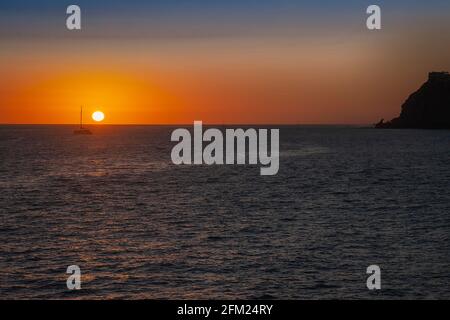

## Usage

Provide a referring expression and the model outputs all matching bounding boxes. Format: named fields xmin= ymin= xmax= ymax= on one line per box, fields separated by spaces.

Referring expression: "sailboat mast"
xmin=73 ymin=105 xmax=92 ymax=135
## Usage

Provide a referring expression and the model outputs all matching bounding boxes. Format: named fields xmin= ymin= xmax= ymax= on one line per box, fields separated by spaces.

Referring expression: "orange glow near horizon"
xmin=1 ymin=26 xmax=449 ymax=125
xmin=0 ymin=66 xmax=182 ymax=124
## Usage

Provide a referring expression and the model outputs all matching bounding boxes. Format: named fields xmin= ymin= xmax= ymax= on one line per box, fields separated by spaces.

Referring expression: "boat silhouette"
xmin=73 ymin=106 xmax=92 ymax=135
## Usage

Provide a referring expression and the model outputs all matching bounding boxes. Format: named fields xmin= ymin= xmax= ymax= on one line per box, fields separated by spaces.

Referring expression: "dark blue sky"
xmin=1 ymin=0 xmax=449 ymax=19
xmin=1 ymin=0 xmax=449 ymax=39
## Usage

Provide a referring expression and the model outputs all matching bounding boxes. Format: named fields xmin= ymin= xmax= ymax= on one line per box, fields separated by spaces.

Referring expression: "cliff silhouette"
xmin=376 ymin=72 xmax=450 ymax=129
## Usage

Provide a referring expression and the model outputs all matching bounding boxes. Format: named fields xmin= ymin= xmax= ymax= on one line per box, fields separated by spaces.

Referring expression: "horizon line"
xmin=0 ymin=123 xmax=371 ymax=127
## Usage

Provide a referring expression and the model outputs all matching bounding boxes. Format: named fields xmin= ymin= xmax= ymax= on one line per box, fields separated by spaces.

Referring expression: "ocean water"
xmin=0 ymin=125 xmax=449 ymax=299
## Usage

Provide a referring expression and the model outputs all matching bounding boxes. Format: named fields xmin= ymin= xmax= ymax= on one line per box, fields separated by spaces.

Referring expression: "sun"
xmin=92 ymin=111 xmax=105 ymax=122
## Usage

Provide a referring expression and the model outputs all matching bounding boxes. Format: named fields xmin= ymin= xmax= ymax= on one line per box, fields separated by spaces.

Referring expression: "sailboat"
xmin=73 ymin=106 xmax=92 ymax=135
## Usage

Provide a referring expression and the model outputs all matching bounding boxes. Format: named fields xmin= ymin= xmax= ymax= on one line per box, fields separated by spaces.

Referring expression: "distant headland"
xmin=376 ymin=72 xmax=450 ymax=129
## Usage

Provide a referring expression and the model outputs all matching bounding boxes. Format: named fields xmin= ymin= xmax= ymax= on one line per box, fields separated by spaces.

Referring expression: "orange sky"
xmin=1 ymin=13 xmax=450 ymax=124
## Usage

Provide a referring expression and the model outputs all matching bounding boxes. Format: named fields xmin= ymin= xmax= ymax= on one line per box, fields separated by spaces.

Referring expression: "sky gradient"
xmin=1 ymin=0 xmax=450 ymax=124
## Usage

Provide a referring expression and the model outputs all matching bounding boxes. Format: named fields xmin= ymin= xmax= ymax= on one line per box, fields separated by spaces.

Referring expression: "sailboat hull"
xmin=73 ymin=129 xmax=92 ymax=135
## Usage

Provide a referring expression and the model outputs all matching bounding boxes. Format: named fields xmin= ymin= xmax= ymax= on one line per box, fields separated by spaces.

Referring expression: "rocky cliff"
xmin=375 ymin=72 xmax=450 ymax=129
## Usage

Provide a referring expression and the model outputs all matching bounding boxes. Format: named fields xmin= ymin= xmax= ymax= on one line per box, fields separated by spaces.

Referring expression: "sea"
xmin=0 ymin=125 xmax=449 ymax=299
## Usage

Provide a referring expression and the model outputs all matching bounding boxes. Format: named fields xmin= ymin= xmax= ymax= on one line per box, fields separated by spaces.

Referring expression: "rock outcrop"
xmin=376 ymin=72 xmax=450 ymax=129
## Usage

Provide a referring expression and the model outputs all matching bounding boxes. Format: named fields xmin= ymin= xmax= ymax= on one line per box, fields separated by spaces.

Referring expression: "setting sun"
xmin=92 ymin=111 xmax=105 ymax=122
